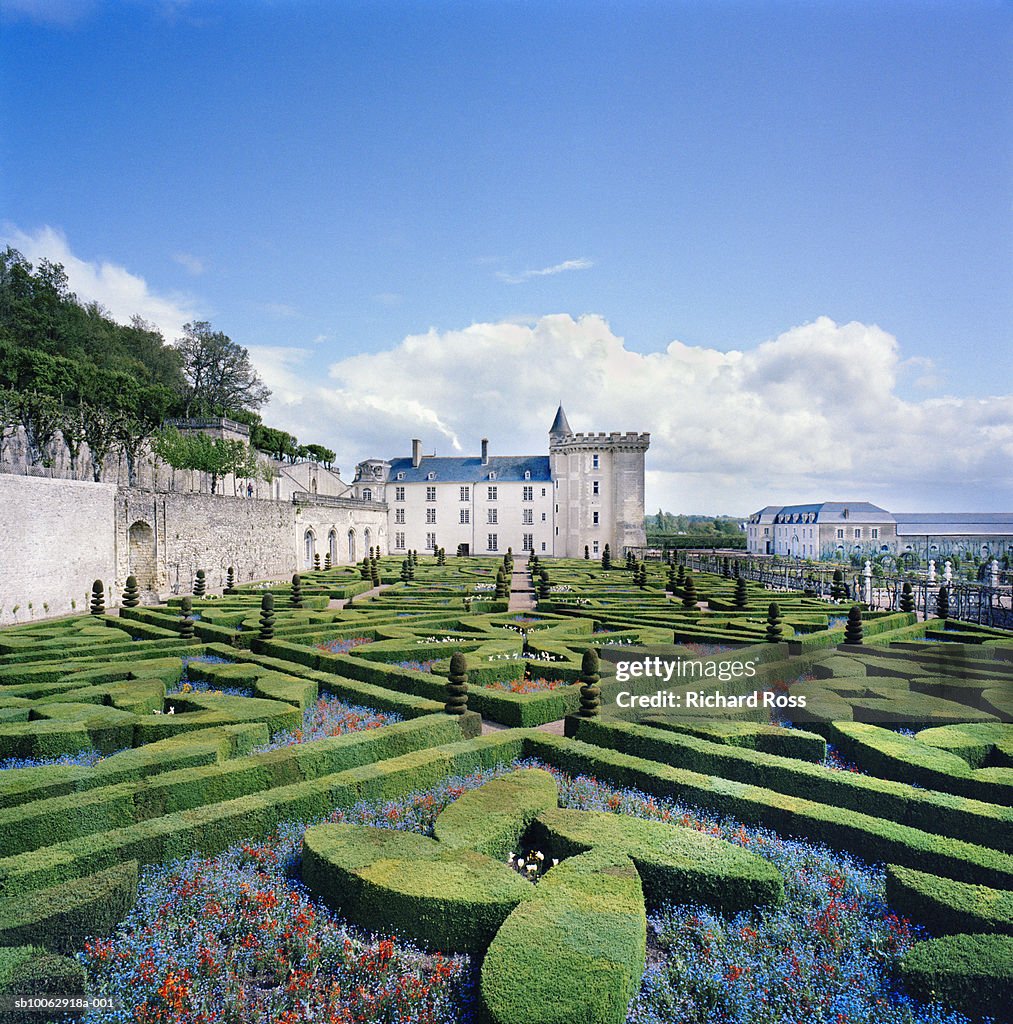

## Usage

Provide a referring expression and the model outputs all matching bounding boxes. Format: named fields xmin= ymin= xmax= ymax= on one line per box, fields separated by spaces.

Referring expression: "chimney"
xmin=481 ymin=438 xmax=489 ymax=465
xmin=412 ymin=439 xmax=422 ymax=469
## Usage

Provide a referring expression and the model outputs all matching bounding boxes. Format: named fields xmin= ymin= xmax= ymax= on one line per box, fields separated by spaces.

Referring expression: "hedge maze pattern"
xmin=0 ymin=555 xmax=1010 ymax=1023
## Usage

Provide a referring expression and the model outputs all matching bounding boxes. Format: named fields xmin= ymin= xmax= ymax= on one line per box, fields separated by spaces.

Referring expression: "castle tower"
xmin=548 ymin=405 xmax=649 ymax=558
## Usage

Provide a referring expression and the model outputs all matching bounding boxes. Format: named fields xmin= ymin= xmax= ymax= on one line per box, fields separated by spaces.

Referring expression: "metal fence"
xmin=672 ymin=551 xmax=1013 ymax=629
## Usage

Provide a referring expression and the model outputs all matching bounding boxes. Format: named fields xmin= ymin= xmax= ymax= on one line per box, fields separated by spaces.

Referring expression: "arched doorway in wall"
xmin=129 ymin=520 xmax=156 ymax=593
xmin=364 ymin=528 xmax=372 ymax=556
xmin=304 ymin=529 xmax=316 ymax=568
xmin=328 ymin=529 xmax=337 ymax=564
xmin=128 ymin=520 xmax=156 ymax=590
xmin=348 ymin=529 xmax=356 ymax=563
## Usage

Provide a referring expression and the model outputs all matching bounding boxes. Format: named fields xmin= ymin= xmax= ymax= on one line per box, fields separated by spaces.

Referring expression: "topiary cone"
xmin=844 ymin=604 xmax=864 ymax=644
xmin=193 ymin=570 xmax=206 ymax=598
xmin=178 ymin=595 xmax=195 ymax=640
xmin=900 ymin=581 xmax=915 ymax=613
xmin=936 ymin=585 xmax=949 ymax=620
xmin=765 ymin=601 xmax=782 ymax=642
xmin=578 ymin=649 xmax=601 ymax=717
xmin=445 ymin=651 xmax=469 ymax=715
xmin=290 ymin=573 xmax=303 ymax=608
xmin=224 ymin=566 xmax=236 ymax=595
xmin=90 ymin=580 xmax=105 ymax=616
xmin=122 ymin=575 xmax=140 ymax=608
xmin=734 ymin=575 xmax=748 ymax=610
xmin=681 ymin=575 xmax=697 ymax=610
xmin=258 ymin=592 xmax=275 ymax=641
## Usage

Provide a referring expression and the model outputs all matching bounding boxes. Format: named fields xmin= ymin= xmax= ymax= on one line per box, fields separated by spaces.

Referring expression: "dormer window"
xmin=427 ymin=471 xmax=436 ymax=481
xmin=842 ymin=508 xmax=849 ymax=519
xmin=396 ymin=471 xmax=405 ymax=480
xmin=362 ymin=488 xmax=372 ymax=501
xmin=524 ymin=470 xmax=531 ymax=480
xmin=489 ymin=471 xmax=497 ymax=481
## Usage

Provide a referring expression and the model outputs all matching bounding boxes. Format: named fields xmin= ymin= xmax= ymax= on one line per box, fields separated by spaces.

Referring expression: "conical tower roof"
xmin=549 ymin=403 xmax=572 ymax=438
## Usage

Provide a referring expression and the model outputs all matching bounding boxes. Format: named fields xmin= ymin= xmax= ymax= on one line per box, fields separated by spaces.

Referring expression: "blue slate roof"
xmin=894 ymin=512 xmax=1013 ymax=536
xmin=387 ymin=454 xmax=551 ymax=483
xmin=772 ymin=502 xmax=893 ymax=524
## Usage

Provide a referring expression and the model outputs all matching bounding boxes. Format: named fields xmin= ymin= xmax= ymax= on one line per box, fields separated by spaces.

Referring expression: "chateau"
xmin=747 ymin=502 xmax=1013 ymax=561
xmin=0 ymin=406 xmax=648 ymax=624
xmin=352 ymin=405 xmax=649 ymax=559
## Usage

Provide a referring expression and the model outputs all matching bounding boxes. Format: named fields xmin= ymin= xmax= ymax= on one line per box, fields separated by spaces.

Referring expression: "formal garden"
xmin=0 ymin=553 xmax=1011 ymax=1024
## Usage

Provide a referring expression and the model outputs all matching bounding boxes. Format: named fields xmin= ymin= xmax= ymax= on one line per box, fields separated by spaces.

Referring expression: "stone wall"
xmin=0 ymin=476 xmax=388 ymax=622
xmin=0 ymin=474 xmax=118 ymax=625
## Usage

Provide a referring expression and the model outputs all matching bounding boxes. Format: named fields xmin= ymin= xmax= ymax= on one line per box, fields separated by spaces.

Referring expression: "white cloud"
xmin=2 ymin=0 xmax=96 ymax=27
xmin=497 ymin=258 xmax=594 ymax=285
xmin=3 ymin=224 xmax=199 ymax=341
xmin=248 ymin=313 xmax=1013 ymax=513
xmin=172 ymin=251 xmax=205 ymax=276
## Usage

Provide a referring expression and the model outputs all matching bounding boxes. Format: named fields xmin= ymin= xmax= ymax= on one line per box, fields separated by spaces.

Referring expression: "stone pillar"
xmin=928 ymin=559 xmax=936 ymax=584
xmin=944 ymin=560 xmax=953 ymax=584
xmin=863 ymin=560 xmax=873 ymax=604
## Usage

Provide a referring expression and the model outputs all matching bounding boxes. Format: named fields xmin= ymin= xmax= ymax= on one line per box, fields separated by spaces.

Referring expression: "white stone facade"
xmin=355 ymin=407 xmax=649 ymax=559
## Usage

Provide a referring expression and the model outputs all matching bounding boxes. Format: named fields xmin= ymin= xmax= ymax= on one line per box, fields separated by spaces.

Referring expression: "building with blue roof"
xmin=747 ymin=502 xmax=1013 ymax=561
xmin=353 ymin=406 xmax=649 ymax=558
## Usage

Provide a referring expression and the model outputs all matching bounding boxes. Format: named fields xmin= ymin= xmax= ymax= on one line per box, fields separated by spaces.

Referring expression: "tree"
xmin=681 ymin=575 xmax=697 ymax=610
xmin=936 ymin=585 xmax=950 ymax=620
xmin=900 ymin=581 xmax=915 ymax=614
xmin=193 ymin=569 xmax=206 ymax=597
xmin=601 ymin=544 xmax=611 ymax=570
xmin=844 ymin=605 xmax=864 ymax=645
xmin=224 ymin=566 xmax=236 ymax=595
xmin=176 ymin=321 xmax=271 ymax=418
xmin=178 ymin=596 xmax=195 ymax=640
xmin=734 ymin=575 xmax=748 ymax=611
xmin=577 ymin=649 xmax=601 ymax=718
xmin=290 ymin=574 xmax=303 ymax=608
xmin=90 ymin=579 xmax=105 ymax=616
xmin=257 ymin=593 xmax=275 ymax=642
xmin=122 ymin=575 xmax=140 ymax=608
xmin=444 ymin=651 xmax=469 ymax=715
xmin=764 ymin=602 xmax=782 ymax=642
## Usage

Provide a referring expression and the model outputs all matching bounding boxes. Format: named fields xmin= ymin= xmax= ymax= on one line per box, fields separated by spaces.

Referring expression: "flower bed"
xmin=254 ymin=694 xmax=401 ymax=752
xmin=77 ymin=764 xmax=984 ymax=1024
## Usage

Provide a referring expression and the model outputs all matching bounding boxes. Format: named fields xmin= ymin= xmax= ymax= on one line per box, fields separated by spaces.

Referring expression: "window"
xmin=871 ymin=528 xmax=879 ymax=539
xmin=524 ymin=470 xmax=531 ymax=480
xmin=394 ymin=509 xmax=405 ymax=524
xmin=522 ymin=532 xmax=533 ymax=550
xmin=541 ymin=513 xmax=546 ymax=522
xmin=395 ymin=486 xmax=405 ymax=501
xmin=460 ymin=486 xmax=470 ymax=501
xmin=426 ymin=532 xmax=436 ymax=551
xmin=592 ymin=511 xmax=599 ymax=525
xmin=592 ymin=454 xmax=600 ymax=469
xmin=362 ymin=488 xmax=372 ymax=501
xmin=487 ymin=486 xmax=497 ymax=500
xmin=396 ymin=471 xmax=405 ymax=480
xmin=394 ymin=532 xmax=405 ymax=549
xmin=460 ymin=509 xmax=470 ymax=524
xmin=854 ymin=528 xmax=861 ymax=539
xmin=487 ymin=508 xmax=498 ymax=524
xmin=592 ymin=481 xmax=599 ymax=495
xmin=489 ymin=472 xmax=497 ymax=481
xmin=836 ymin=529 xmax=844 ymax=539
xmin=522 ymin=509 xmax=533 ymax=525
xmin=426 ymin=486 xmax=436 ymax=502
xmin=541 ymin=542 xmax=546 ymax=551
xmin=488 ymin=534 xmax=498 ymax=552
xmin=764 ymin=528 xmax=769 ymax=536
xmin=426 ymin=508 xmax=437 ymax=524
xmin=522 ymin=486 xmax=533 ymax=501
xmin=541 ymin=488 xmax=546 ymax=497
xmin=593 ymin=540 xmax=599 ymax=554
xmin=427 ymin=472 xmax=436 ymax=481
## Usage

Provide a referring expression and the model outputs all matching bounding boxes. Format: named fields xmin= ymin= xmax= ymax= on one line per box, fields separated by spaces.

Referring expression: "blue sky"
xmin=3 ymin=0 xmax=1010 ymax=513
